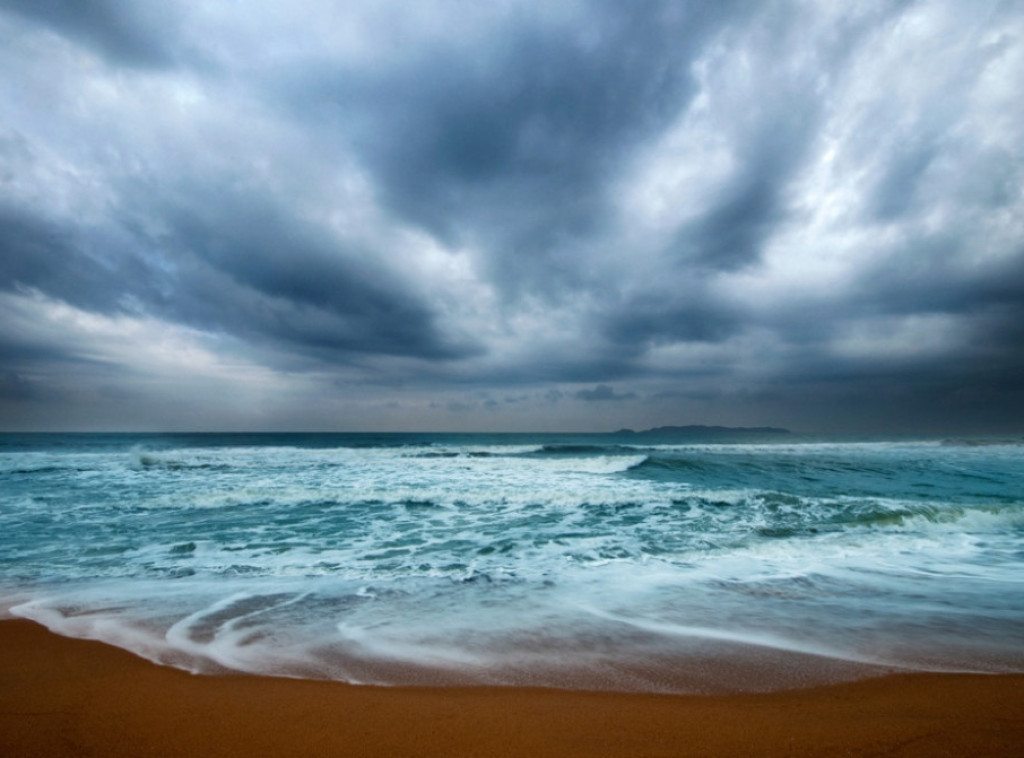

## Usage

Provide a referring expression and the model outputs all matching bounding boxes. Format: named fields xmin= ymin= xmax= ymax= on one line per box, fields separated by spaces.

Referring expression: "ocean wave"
xmin=536 ymin=444 xmax=640 ymax=455
xmin=3 ymin=432 xmax=1024 ymax=692
xmin=135 ymin=453 xmax=233 ymax=471
xmin=941 ymin=437 xmax=1024 ymax=448
xmin=5 ymin=465 xmax=81 ymax=475
xmin=401 ymin=445 xmax=545 ymax=459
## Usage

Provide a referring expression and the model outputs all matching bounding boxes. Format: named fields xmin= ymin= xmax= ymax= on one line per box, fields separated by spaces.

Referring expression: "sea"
xmin=1 ymin=431 xmax=1022 ymax=693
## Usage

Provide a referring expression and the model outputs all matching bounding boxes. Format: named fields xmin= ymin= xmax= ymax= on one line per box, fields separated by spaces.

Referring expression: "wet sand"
xmin=1 ymin=619 xmax=1022 ymax=757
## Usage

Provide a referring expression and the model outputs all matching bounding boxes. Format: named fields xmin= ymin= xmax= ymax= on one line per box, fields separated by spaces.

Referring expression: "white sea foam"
xmin=3 ymin=433 xmax=1023 ymax=691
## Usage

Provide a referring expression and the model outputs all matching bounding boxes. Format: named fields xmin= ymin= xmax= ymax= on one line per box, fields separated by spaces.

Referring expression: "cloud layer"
xmin=1 ymin=0 xmax=1022 ymax=432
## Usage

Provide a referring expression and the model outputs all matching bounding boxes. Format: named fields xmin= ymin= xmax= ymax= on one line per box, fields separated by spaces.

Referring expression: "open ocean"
xmin=2 ymin=432 xmax=1022 ymax=693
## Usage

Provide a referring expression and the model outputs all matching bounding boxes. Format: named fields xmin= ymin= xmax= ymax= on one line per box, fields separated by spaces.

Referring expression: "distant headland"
xmin=612 ymin=425 xmax=791 ymax=437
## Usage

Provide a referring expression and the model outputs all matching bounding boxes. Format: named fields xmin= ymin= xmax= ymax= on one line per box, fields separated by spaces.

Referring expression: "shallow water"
xmin=2 ymin=432 xmax=1022 ymax=692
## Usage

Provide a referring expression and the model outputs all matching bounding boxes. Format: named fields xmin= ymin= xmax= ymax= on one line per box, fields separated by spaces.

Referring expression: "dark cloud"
xmin=154 ymin=187 xmax=480 ymax=361
xmin=0 ymin=0 xmax=177 ymax=67
xmin=868 ymin=141 xmax=937 ymax=221
xmin=0 ymin=203 xmax=164 ymax=315
xmin=670 ymin=110 xmax=819 ymax=273
xmin=0 ymin=371 xmax=34 ymax=401
xmin=601 ymin=290 xmax=741 ymax=349
xmin=304 ymin=2 xmax=735 ymax=298
xmin=0 ymin=0 xmax=1021 ymax=432
xmin=575 ymin=385 xmax=636 ymax=402
xmin=0 ymin=185 xmax=476 ymax=367
xmin=661 ymin=0 xmax=881 ymax=274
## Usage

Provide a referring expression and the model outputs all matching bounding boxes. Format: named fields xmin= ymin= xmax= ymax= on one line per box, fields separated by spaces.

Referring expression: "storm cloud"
xmin=1 ymin=0 xmax=1022 ymax=433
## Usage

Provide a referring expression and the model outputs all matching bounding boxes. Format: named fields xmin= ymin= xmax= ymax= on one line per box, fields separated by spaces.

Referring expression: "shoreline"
xmin=2 ymin=619 xmax=1023 ymax=757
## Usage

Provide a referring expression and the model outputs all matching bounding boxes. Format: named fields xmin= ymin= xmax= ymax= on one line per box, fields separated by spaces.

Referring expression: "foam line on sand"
xmin=1 ymin=619 xmax=1023 ymax=757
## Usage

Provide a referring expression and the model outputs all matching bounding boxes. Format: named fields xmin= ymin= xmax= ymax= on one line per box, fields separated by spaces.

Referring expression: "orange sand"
xmin=1 ymin=619 xmax=1022 ymax=757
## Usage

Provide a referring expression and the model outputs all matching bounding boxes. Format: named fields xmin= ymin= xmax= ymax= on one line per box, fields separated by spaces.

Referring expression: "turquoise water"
xmin=2 ymin=432 xmax=1022 ymax=692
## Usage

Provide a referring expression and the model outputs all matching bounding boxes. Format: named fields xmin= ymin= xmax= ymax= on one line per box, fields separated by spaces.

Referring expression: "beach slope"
xmin=1 ymin=620 xmax=1022 ymax=757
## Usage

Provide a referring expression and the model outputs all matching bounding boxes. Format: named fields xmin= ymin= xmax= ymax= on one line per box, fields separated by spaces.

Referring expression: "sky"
xmin=1 ymin=0 xmax=1022 ymax=434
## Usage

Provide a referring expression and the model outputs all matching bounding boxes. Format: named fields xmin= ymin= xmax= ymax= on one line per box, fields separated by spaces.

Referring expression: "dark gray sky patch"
xmin=0 ymin=332 xmax=84 ymax=368
xmin=157 ymin=189 xmax=477 ymax=361
xmin=314 ymin=2 xmax=734 ymax=297
xmin=868 ymin=140 xmax=938 ymax=221
xmin=575 ymin=385 xmax=636 ymax=402
xmin=0 ymin=203 xmax=167 ymax=316
xmin=0 ymin=0 xmax=177 ymax=67
xmin=0 ymin=370 xmax=35 ymax=401
xmin=838 ymin=224 xmax=1024 ymax=337
xmin=676 ymin=175 xmax=781 ymax=272
xmin=602 ymin=294 xmax=742 ymax=348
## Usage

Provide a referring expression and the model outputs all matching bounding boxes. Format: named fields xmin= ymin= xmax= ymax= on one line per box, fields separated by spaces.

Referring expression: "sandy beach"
xmin=1 ymin=619 xmax=1022 ymax=757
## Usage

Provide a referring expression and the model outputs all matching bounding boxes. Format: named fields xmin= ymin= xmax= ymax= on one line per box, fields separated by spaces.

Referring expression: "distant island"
xmin=612 ymin=425 xmax=791 ymax=437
